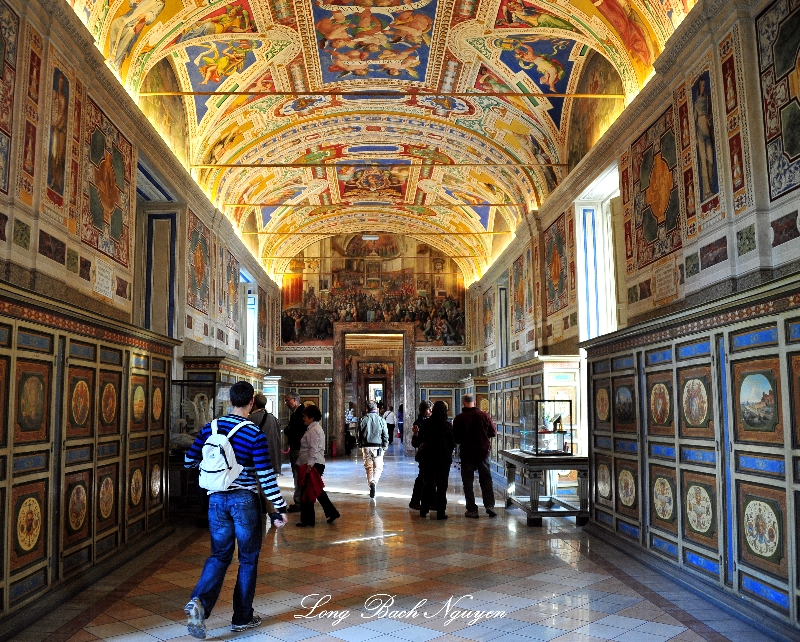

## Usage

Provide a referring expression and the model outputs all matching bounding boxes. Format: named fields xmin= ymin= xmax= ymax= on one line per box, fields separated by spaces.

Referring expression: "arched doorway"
xmin=332 ymin=323 xmax=416 ymax=454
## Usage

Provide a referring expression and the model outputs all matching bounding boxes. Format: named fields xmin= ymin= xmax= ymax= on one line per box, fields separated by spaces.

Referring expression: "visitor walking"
xmin=359 ymin=400 xmax=389 ymax=498
xmin=296 ymin=404 xmax=340 ymax=527
xmin=183 ymin=381 xmax=287 ymax=639
xmin=383 ymin=406 xmax=397 ymax=444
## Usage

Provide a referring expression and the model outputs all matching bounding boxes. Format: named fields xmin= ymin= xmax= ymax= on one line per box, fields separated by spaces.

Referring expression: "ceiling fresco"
xmin=68 ymin=0 xmax=695 ymax=284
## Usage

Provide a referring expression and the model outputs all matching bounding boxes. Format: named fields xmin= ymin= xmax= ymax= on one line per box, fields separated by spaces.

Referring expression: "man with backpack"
xmin=453 ymin=395 xmax=498 ymax=519
xmin=183 ymin=381 xmax=287 ymax=639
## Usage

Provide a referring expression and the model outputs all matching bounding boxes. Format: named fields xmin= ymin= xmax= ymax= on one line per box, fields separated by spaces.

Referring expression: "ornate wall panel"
xmin=0 ymin=284 xmax=175 ymax=614
xmin=587 ymin=279 xmax=800 ymax=629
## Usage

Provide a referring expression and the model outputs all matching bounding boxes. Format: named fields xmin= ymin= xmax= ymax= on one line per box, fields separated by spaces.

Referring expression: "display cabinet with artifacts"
xmin=520 ymin=398 xmax=575 ymax=455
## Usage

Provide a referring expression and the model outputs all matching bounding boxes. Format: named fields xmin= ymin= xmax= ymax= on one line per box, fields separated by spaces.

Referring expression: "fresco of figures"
xmin=280 ymin=234 xmax=465 ymax=347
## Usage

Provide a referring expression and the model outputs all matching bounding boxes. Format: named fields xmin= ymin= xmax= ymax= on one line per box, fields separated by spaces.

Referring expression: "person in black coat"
xmin=409 ymin=400 xmax=432 ymax=510
xmin=414 ymin=400 xmax=454 ymax=520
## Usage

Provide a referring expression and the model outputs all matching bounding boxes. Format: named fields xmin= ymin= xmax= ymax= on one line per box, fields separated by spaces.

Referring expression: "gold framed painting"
xmin=615 ymin=458 xmax=639 ymax=519
xmin=129 ymin=375 xmax=149 ymax=432
xmin=737 ymin=481 xmax=787 ymax=580
xmin=594 ymin=379 xmax=611 ymax=428
xmin=98 ymin=370 xmax=121 ymax=435
xmin=63 ymin=469 xmax=91 ymax=547
xmin=681 ymin=470 xmax=718 ymax=551
xmin=678 ymin=365 xmax=714 ymax=439
xmin=11 ymin=479 xmax=47 ymax=572
xmin=646 ymin=371 xmax=674 ymax=436
xmin=128 ymin=458 xmax=146 ymax=517
xmin=612 ymin=377 xmax=636 ymax=433
xmin=595 ymin=453 xmax=613 ymax=508
xmin=96 ymin=464 xmax=117 ymax=532
xmin=67 ymin=366 xmax=94 ymax=439
xmin=14 ymin=359 xmax=51 ymax=444
xmin=732 ymin=357 xmax=782 ymax=445
xmin=649 ymin=464 xmax=678 ymax=534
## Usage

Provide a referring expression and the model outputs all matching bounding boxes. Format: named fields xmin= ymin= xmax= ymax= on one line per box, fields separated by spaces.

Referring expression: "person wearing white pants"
xmin=359 ymin=400 xmax=389 ymax=498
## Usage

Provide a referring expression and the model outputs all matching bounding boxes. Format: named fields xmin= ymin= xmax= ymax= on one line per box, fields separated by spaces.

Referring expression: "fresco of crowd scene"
xmin=280 ymin=287 xmax=466 ymax=346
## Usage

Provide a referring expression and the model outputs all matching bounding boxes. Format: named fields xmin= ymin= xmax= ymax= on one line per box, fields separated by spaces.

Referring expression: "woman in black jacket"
xmin=414 ymin=400 xmax=455 ymax=520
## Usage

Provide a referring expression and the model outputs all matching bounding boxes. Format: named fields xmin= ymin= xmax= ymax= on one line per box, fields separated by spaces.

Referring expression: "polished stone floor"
xmin=14 ymin=444 xmax=780 ymax=642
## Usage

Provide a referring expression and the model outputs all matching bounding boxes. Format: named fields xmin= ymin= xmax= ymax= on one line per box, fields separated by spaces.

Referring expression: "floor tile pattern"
xmin=11 ymin=447 xmax=780 ymax=642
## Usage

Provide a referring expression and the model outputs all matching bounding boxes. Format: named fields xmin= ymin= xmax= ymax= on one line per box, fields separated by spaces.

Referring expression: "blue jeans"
xmin=192 ymin=490 xmax=262 ymax=625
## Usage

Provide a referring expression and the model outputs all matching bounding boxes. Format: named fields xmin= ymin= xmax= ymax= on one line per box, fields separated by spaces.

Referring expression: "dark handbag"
xmin=414 ymin=443 xmax=426 ymax=463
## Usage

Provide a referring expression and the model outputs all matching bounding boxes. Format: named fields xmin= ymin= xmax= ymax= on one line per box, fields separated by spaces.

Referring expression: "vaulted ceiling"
xmin=70 ymin=0 xmax=694 ymax=283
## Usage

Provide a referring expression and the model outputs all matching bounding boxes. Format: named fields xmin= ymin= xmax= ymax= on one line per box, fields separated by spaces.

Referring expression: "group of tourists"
xmin=180 ymin=384 xmax=497 ymax=639
xmin=409 ymin=395 xmax=497 ymax=520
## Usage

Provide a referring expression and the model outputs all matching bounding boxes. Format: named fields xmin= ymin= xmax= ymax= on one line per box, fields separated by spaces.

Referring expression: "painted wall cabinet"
xmin=585 ymin=276 xmax=800 ymax=629
xmin=0 ymin=283 xmax=176 ymax=615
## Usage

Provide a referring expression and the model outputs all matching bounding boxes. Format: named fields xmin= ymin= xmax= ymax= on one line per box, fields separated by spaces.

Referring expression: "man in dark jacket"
xmin=452 ymin=395 xmax=497 ymax=518
xmin=283 ymin=392 xmax=307 ymax=512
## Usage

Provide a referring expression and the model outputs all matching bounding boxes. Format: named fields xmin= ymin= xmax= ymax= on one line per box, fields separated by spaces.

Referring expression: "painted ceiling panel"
xmin=69 ymin=0 xmax=696 ymax=283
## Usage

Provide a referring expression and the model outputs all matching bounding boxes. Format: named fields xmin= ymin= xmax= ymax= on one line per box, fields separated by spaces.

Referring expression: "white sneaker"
xmin=185 ymin=598 xmax=206 ymax=639
xmin=231 ymin=615 xmax=262 ymax=632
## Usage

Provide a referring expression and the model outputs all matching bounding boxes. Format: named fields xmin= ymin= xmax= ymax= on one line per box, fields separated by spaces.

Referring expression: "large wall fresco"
xmin=567 ymin=50 xmax=624 ymax=171
xmin=137 ymin=58 xmax=189 ymax=166
xmin=757 ymin=0 xmax=800 ymax=201
xmin=280 ymin=234 xmax=465 ymax=347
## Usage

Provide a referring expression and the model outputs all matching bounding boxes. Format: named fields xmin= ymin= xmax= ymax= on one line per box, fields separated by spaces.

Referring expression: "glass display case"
xmin=519 ymin=398 xmax=575 ymax=455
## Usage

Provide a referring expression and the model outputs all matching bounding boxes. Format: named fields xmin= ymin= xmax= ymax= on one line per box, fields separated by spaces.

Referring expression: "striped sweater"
xmin=185 ymin=414 xmax=287 ymax=510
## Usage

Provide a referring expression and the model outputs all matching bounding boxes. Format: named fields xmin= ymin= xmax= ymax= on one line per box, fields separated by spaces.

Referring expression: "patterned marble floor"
xmin=13 ymin=444 xmax=780 ymax=642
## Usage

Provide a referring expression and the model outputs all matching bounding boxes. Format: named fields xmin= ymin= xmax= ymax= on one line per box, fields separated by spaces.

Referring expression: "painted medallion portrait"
xmin=683 ymin=378 xmax=708 ymax=426
xmin=743 ymin=499 xmax=779 ymax=559
xmin=597 ymin=463 xmax=611 ymax=499
xmin=738 ymin=482 xmax=786 ymax=577
xmin=686 ymin=484 xmax=713 ymax=534
xmin=130 ymin=468 xmax=143 ymax=506
xmin=101 ymin=381 xmax=117 ymax=425
xmin=151 ymin=463 xmax=161 ymax=500
xmin=618 ymin=469 xmax=636 ymax=507
xmin=595 ymin=386 xmax=610 ymax=422
xmin=99 ymin=475 xmax=114 ymax=520
xmin=678 ymin=366 xmax=713 ymax=439
xmin=653 ymin=476 xmax=675 ymax=521
xmin=64 ymin=472 xmax=91 ymax=545
xmin=649 ymin=383 xmax=670 ymax=425
xmin=152 ymin=385 xmax=163 ymax=422
xmin=16 ymin=496 xmax=41 ymax=552
xmin=71 ymin=379 xmax=90 ymax=427
xmin=68 ymin=483 xmax=87 ymax=532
